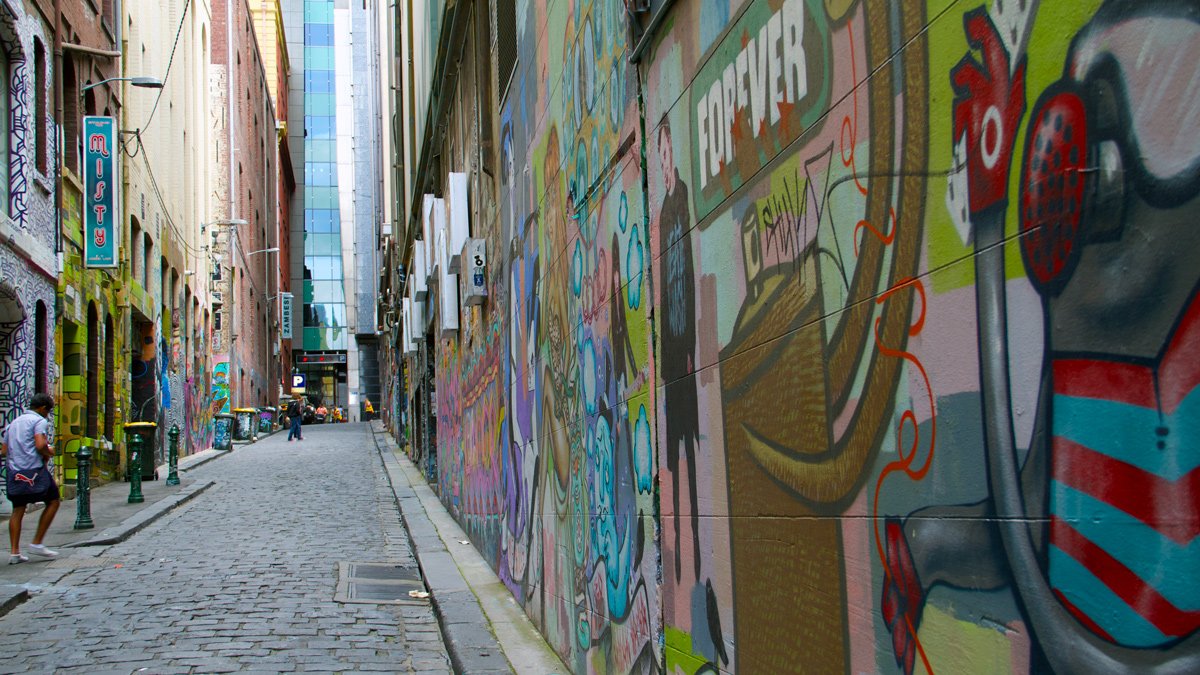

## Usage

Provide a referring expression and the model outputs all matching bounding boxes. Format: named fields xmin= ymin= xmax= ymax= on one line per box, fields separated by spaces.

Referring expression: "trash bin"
xmin=214 ymin=414 xmax=235 ymax=450
xmin=122 ymin=421 xmax=159 ymax=481
xmin=233 ymin=408 xmax=258 ymax=441
xmin=257 ymin=407 xmax=275 ymax=434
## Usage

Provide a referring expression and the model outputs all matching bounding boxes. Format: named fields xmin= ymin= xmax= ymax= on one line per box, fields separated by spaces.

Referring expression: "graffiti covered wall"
xmin=0 ymin=5 xmax=58 ymax=433
xmin=422 ymin=0 xmax=1200 ymax=672
xmin=428 ymin=0 xmax=660 ymax=671
xmin=645 ymin=0 xmax=1200 ymax=672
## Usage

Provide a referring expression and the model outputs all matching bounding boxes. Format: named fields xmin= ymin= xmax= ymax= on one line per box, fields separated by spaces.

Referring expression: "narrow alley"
xmin=0 ymin=424 xmax=452 ymax=674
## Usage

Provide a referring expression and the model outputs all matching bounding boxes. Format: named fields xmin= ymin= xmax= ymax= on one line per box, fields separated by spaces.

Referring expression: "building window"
xmin=104 ymin=313 xmax=115 ymax=440
xmin=130 ymin=217 xmax=142 ymax=284
xmin=34 ymin=301 xmax=47 ymax=394
xmin=87 ymin=302 xmax=99 ymax=438
xmin=495 ymin=0 xmax=517 ymax=103
xmin=0 ymin=46 xmax=10 ymax=214
xmin=63 ymin=54 xmax=79 ymax=173
xmin=142 ymin=234 xmax=152 ymax=288
xmin=33 ymin=39 xmax=46 ymax=175
xmin=476 ymin=1 xmax=496 ymax=179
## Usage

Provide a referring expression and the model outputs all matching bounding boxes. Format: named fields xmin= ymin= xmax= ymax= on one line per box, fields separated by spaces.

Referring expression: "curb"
xmin=174 ymin=449 xmax=230 ymax=474
xmin=371 ymin=430 xmax=514 ymax=675
xmin=66 ymin=479 xmax=216 ymax=547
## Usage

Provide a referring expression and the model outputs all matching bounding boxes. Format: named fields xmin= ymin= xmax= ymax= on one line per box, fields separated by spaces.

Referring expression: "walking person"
xmin=286 ymin=394 xmax=304 ymax=441
xmin=1 ymin=393 xmax=60 ymax=564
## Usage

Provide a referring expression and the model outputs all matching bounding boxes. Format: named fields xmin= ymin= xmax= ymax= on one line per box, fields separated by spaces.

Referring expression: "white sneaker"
xmin=27 ymin=544 xmax=57 ymax=559
xmin=8 ymin=554 xmax=27 ymax=564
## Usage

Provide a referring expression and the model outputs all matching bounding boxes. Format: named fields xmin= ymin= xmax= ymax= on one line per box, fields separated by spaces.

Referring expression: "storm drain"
xmin=334 ymin=562 xmax=427 ymax=605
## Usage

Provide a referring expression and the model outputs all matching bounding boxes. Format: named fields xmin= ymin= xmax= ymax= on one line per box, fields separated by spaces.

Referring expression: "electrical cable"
xmin=142 ymin=0 xmax=192 ymax=133
xmin=133 ymin=133 xmax=207 ymax=259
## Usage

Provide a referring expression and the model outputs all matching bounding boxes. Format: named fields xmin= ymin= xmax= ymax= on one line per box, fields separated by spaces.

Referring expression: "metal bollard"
xmin=166 ymin=425 xmax=181 ymax=486
xmin=73 ymin=446 xmax=95 ymax=529
xmin=128 ymin=433 xmax=145 ymax=503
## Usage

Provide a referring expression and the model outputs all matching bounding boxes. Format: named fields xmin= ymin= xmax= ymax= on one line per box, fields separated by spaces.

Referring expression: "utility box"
xmin=463 ymin=238 xmax=487 ymax=306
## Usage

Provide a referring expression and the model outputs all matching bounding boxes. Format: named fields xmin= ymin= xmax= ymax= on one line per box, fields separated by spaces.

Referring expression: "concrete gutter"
xmin=372 ymin=434 xmax=513 ymax=673
xmin=371 ymin=425 xmax=569 ymax=674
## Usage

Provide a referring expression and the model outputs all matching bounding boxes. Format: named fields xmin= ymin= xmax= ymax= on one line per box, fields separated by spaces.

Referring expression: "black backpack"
xmin=287 ymin=400 xmax=302 ymax=417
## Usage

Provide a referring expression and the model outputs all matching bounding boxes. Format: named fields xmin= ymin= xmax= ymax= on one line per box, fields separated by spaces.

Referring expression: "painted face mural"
xmin=434 ymin=0 xmax=1200 ymax=673
xmin=881 ymin=2 xmax=1200 ymax=673
xmin=644 ymin=0 xmax=1199 ymax=673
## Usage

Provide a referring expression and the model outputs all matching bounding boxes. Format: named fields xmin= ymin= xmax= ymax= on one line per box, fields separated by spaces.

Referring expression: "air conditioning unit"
xmin=447 ymin=172 xmax=470 ymax=272
xmin=413 ymin=244 xmax=428 ymax=301
xmin=436 ymin=214 xmax=459 ymax=338
xmin=421 ymin=194 xmax=436 ymax=284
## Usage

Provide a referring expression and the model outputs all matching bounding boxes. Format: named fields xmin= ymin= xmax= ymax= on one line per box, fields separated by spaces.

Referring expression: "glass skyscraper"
xmin=301 ymin=0 xmax=346 ymax=350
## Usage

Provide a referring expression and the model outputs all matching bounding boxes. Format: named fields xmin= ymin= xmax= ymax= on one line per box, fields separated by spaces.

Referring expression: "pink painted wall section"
xmin=432 ymin=0 xmax=1200 ymax=672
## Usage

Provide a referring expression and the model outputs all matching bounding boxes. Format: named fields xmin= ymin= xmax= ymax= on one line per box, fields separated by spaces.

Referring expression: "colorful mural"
xmin=212 ymin=359 xmax=231 ymax=414
xmin=0 ymin=6 xmax=57 ymax=435
xmin=427 ymin=1 xmax=659 ymax=671
xmin=643 ymin=0 xmax=1200 ymax=672
xmin=55 ymin=226 xmax=123 ymax=480
xmin=423 ymin=0 xmax=1200 ymax=672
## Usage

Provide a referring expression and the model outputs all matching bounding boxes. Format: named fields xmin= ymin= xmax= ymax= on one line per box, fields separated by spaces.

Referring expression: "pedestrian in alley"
xmin=0 ymin=393 xmax=60 ymax=564
xmin=287 ymin=393 xmax=304 ymax=441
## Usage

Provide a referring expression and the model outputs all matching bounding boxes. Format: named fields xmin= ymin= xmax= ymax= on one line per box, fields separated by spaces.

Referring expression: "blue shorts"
xmin=8 ymin=477 xmax=60 ymax=508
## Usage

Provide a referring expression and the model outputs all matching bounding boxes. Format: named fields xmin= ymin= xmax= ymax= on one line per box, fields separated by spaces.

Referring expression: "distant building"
xmin=209 ymin=0 xmax=281 ymax=415
xmin=282 ymin=0 xmax=381 ymax=421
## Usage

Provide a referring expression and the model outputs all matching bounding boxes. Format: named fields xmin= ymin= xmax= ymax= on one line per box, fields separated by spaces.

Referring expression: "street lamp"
xmin=80 ymin=76 xmax=164 ymax=96
xmin=246 ymin=247 xmax=279 ymax=257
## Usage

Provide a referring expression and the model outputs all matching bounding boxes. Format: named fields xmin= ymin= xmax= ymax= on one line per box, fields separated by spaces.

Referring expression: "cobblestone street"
xmin=0 ymin=424 xmax=451 ymax=674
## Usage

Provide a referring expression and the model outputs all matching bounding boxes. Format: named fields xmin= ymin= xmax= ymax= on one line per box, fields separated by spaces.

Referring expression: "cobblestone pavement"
xmin=0 ymin=423 xmax=451 ymax=674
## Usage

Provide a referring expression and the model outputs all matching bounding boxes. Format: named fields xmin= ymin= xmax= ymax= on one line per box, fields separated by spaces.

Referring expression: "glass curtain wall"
xmin=302 ymin=0 xmax=347 ymax=350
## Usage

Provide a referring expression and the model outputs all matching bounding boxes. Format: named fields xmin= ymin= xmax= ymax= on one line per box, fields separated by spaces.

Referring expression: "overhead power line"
xmin=142 ymin=0 xmax=192 ymax=133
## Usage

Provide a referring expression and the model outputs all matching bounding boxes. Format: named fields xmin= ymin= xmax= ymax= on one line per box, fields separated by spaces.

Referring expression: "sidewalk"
xmin=370 ymin=422 xmax=568 ymax=675
xmin=0 ymin=441 xmax=239 ymax=606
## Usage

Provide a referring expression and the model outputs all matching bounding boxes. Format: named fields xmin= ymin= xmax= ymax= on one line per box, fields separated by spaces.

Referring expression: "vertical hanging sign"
xmin=84 ymin=116 xmax=119 ymax=268
xmin=280 ymin=292 xmax=294 ymax=339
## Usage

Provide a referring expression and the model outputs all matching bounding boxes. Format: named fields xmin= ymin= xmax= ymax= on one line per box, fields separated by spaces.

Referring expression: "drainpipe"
xmin=227 ymin=0 xmax=239 ymax=406
xmin=627 ymin=0 xmax=676 ymax=64
xmin=53 ymin=0 xmax=63 ymax=270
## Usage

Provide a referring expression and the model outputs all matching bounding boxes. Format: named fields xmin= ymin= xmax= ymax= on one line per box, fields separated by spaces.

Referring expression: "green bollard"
xmin=166 ymin=425 xmax=181 ymax=486
xmin=128 ymin=433 xmax=145 ymax=504
xmin=73 ymin=446 xmax=95 ymax=529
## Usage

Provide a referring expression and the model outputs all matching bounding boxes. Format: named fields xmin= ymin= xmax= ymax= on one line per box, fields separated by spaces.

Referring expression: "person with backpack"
xmin=286 ymin=394 xmax=304 ymax=441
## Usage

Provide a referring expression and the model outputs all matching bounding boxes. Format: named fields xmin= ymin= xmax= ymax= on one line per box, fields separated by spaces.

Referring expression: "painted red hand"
xmin=881 ymin=517 xmax=924 ymax=675
xmin=952 ymin=8 xmax=1026 ymax=215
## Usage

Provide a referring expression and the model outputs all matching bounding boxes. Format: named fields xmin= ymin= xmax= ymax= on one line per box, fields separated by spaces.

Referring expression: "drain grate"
xmin=334 ymin=562 xmax=427 ymax=604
